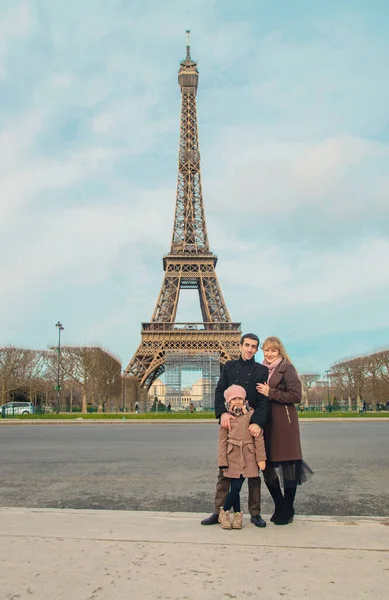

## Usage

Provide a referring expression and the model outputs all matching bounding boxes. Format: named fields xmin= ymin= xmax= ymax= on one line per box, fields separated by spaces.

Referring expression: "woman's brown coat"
xmin=218 ymin=409 xmax=266 ymax=479
xmin=266 ymin=361 xmax=302 ymax=463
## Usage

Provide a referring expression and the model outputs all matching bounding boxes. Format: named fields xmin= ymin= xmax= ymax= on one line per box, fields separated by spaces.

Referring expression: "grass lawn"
xmin=299 ymin=411 xmax=389 ymax=418
xmin=2 ymin=411 xmax=388 ymax=420
xmin=13 ymin=412 xmax=215 ymax=420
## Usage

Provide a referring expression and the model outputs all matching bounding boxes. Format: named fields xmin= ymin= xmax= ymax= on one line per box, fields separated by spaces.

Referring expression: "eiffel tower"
xmin=124 ymin=32 xmax=241 ymax=393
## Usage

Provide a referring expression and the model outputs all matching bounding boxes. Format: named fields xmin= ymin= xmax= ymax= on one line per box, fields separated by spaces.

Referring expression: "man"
xmin=201 ymin=333 xmax=269 ymax=527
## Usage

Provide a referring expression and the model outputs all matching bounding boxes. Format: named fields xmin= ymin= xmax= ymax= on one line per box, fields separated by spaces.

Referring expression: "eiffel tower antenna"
xmin=186 ymin=29 xmax=191 ymax=59
xmin=124 ymin=33 xmax=241 ymax=398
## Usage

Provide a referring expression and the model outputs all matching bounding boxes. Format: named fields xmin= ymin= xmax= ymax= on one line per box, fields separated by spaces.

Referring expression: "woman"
xmin=256 ymin=337 xmax=313 ymax=525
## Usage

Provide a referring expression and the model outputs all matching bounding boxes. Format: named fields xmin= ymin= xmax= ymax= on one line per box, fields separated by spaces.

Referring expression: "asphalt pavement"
xmin=1 ymin=421 xmax=388 ymax=516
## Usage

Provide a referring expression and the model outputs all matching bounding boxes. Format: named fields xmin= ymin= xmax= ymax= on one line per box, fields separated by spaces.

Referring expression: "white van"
xmin=1 ymin=402 xmax=35 ymax=417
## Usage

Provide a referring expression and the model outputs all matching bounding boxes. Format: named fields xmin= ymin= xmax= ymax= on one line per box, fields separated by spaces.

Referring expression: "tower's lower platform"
xmin=124 ymin=322 xmax=241 ymax=389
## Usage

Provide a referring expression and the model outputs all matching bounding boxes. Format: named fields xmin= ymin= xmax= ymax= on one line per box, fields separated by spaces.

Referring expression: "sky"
xmin=1 ymin=0 xmax=389 ymax=378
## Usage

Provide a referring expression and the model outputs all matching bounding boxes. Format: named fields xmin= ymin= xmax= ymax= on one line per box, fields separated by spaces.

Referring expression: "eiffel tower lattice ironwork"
xmin=124 ymin=32 xmax=241 ymax=389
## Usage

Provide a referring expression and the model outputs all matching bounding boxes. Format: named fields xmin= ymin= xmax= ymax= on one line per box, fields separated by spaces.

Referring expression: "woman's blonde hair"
xmin=262 ymin=336 xmax=292 ymax=363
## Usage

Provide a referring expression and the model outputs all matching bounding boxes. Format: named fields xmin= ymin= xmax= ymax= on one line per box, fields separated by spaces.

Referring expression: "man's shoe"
xmin=201 ymin=512 xmax=219 ymax=526
xmin=250 ymin=514 xmax=266 ymax=528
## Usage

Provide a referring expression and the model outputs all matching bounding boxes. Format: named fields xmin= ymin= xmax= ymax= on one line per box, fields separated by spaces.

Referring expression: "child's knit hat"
xmin=224 ymin=384 xmax=246 ymax=402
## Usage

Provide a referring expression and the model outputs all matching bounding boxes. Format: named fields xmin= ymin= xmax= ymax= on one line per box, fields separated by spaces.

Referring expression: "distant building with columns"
xmin=148 ymin=377 xmax=211 ymax=410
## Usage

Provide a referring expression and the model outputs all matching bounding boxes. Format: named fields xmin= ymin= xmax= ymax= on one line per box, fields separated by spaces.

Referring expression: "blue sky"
xmin=1 ymin=0 xmax=389 ymax=377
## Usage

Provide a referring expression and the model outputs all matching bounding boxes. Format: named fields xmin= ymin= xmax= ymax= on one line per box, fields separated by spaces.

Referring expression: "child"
xmin=218 ymin=384 xmax=266 ymax=529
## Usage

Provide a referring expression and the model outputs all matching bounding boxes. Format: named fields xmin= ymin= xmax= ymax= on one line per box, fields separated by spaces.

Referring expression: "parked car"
xmin=1 ymin=401 xmax=35 ymax=417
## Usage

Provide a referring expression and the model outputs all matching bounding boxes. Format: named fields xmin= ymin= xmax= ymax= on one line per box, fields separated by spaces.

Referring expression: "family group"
xmin=201 ymin=334 xmax=313 ymax=530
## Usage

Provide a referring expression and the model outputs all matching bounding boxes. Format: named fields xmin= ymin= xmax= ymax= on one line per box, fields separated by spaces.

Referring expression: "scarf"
xmin=225 ymin=398 xmax=250 ymax=417
xmin=262 ymin=357 xmax=283 ymax=383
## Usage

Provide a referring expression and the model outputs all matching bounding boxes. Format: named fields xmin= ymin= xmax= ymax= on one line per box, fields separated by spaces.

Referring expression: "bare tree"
xmin=0 ymin=347 xmax=47 ymax=405
xmin=59 ymin=346 xmax=121 ymax=413
xmin=298 ymin=373 xmax=321 ymax=407
xmin=300 ymin=373 xmax=321 ymax=388
xmin=95 ymin=348 xmax=122 ymax=412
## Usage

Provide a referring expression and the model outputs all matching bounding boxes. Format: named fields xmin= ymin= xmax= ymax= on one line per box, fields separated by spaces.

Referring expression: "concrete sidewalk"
xmin=0 ymin=508 xmax=388 ymax=599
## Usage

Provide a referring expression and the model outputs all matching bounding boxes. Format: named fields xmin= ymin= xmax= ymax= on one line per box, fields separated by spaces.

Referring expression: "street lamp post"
xmin=55 ymin=321 xmax=64 ymax=414
xmin=122 ymin=370 xmax=126 ymax=412
xmin=325 ymin=369 xmax=331 ymax=411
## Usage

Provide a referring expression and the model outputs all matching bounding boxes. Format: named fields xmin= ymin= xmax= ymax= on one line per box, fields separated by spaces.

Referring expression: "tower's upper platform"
xmin=178 ymin=30 xmax=199 ymax=93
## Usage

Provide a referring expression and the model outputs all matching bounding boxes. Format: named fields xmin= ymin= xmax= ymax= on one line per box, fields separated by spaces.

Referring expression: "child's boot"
xmin=231 ymin=511 xmax=243 ymax=529
xmin=218 ymin=508 xmax=232 ymax=529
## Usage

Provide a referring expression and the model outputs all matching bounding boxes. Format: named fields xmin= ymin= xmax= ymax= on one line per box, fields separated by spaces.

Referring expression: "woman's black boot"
xmin=265 ymin=478 xmax=284 ymax=522
xmin=274 ymin=484 xmax=296 ymax=525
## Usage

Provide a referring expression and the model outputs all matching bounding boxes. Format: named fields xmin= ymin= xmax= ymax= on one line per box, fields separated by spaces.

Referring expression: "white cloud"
xmin=91 ymin=112 xmax=115 ymax=134
xmin=0 ymin=2 xmax=34 ymax=78
xmin=0 ymin=142 xmax=114 ymax=225
xmin=1 ymin=187 xmax=172 ymax=295
xmin=211 ymin=234 xmax=389 ymax=350
xmin=204 ymin=133 xmax=389 ymax=252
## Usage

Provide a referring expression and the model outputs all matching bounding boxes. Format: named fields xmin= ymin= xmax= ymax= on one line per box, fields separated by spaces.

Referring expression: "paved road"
xmin=1 ymin=422 xmax=388 ymax=515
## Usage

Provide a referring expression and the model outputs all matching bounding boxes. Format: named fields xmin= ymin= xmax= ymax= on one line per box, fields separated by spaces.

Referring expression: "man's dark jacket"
xmin=215 ymin=356 xmax=269 ymax=428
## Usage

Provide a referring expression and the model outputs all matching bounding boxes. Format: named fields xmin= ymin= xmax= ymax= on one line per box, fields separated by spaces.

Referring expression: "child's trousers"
xmin=223 ymin=475 xmax=245 ymax=512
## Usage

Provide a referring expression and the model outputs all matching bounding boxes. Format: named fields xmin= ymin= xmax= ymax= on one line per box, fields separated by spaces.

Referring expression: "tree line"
xmin=2 ymin=345 xmax=388 ymax=413
xmin=329 ymin=349 xmax=389 ymax=410
xmin=0 ymin=346 xmax=122 ymax=413
xmin=299 ymin=349 xmax=389 ymax=410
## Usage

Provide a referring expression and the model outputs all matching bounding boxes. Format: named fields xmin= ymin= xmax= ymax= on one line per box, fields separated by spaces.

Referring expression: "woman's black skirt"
xmin=267 ymin=459 xmax=314 ymax=488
